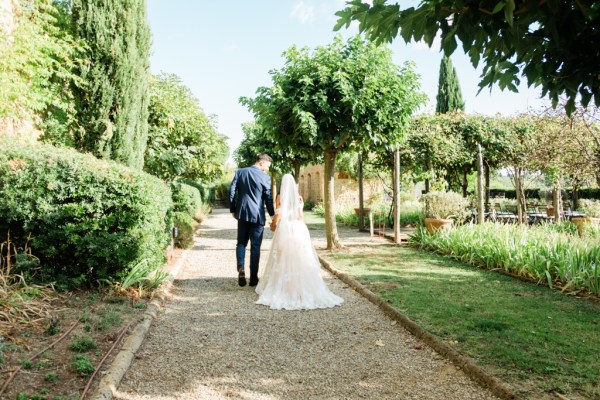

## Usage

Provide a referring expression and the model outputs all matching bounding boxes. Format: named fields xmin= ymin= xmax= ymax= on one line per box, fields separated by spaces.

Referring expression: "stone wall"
xmin=298 ymin=164 xmax=385 ymax=207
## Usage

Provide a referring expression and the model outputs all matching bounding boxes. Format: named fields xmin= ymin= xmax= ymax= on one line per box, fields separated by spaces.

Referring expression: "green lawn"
xmin=322 ymin=244 xmax=600 ymax=399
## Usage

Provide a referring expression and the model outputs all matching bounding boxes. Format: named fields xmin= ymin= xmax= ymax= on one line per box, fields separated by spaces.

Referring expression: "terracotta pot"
xmin=354 ymin=208 xmax=371 ymax=217
xmin=571 ymin=217 xmax=600 ymax=236
xmin=424 ymin=218 xmax=453 ymax=234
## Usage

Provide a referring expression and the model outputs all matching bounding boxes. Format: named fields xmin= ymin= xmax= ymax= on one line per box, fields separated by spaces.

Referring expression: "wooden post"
xmin=476 ymin=144 xmax=484 ymax=224
xmin=393 ymin=146 xmax=401 ymax=243
xmin=358 ymin=152 xmax=365 ymax=231
xmin=514 ymin=165 xmax=523 ymax=225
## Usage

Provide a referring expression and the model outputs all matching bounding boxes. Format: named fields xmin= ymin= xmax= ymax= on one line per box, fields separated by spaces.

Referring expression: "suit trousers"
xmin=236 ymin=220 xmax=264 ymax=282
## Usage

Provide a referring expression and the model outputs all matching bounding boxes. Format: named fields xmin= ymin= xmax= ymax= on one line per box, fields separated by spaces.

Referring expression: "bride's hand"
xmin=269 ymin=221 xmax=277 ymax=232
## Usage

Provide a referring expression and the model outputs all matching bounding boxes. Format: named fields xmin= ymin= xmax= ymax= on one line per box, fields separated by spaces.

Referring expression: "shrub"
xmin=173 ymin=212 xmax=197 ymax=249
xmin=181 ymin=179 xmax=216 ymax=204
xmin=420 ymin=191 xmax=469 ymax=221
xmin=171 ymin=181 xmax=203 ymax=221
xmin=578 ymin=199 xmax=600 ymax=218
xmin=0 ymin=142 xmax=173 ymax=286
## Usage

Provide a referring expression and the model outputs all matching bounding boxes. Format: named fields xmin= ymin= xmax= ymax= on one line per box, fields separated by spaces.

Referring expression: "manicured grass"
xmin=323 ymin=244 xmax=600 ymax=399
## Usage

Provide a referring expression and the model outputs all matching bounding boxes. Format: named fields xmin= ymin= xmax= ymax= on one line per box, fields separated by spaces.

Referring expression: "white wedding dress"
xmin=255 ymin=175 xmax=344 ymax=311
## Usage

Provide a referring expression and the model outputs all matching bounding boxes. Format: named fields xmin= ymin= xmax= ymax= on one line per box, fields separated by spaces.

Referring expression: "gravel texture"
xmin=114 ymin=208 xmax=499 ymax=400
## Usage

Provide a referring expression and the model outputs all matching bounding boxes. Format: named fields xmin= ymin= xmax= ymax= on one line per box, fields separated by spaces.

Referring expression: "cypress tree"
xmin=435 ymin=55 xmax=465 ymax=113
xmin=72 ymin=0 xmax=151 ymax=169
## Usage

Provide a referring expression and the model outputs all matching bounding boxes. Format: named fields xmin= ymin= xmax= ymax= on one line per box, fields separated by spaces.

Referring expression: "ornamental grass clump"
xmin=409 ymin=223 xmax=600 ymax=295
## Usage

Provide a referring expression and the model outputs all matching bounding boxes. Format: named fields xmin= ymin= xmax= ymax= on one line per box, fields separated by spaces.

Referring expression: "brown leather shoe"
xmin=238 ymin=270 xmax=247 ymax=287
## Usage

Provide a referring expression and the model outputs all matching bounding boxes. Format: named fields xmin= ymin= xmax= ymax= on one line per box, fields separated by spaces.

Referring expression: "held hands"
xmin=269 ymin=220 xmax=277 ymax=232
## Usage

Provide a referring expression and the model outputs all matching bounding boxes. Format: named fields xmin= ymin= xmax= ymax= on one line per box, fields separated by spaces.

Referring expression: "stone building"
xmin=297 ymin=164 xmax=385 ymax=207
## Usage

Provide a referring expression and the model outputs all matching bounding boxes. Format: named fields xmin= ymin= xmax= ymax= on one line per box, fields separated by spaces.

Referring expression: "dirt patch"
xmin=0 ymin=250 xmax=184 ymax=400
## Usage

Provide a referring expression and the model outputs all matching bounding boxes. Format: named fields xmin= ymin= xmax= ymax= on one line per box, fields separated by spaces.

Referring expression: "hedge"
xmin=171 ymin=181 xmax=202 ymax=220
xmin=0 ymin=142 xmax=173 ymax=286
xmin=181 ymin=179 xmax=216 ymax=204
xmin=489 ymin=188 xmax=600 ymax=201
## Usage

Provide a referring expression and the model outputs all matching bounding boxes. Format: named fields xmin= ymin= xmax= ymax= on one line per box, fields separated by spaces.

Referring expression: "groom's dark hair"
xmin=256 ymin=153 xmax=273 ymax=163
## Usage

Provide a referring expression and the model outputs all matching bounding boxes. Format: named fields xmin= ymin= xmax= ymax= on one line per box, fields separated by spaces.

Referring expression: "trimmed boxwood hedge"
xmin=0 ymin=142 xmax=173 ymax=286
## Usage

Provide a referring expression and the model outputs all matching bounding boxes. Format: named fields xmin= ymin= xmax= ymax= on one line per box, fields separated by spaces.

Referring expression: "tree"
xmin=71 ymin=0 xmax=151 ymax=169
xmin=242 ymin=35 xmax=425 ymax=249
xmin=436 ymin=55 xmax=464 ymax=114
xmin=0 ymin=0 xmax=79 ymax=141
xmin=335 ymin=0 xmax=600 ymax=114
xmin=144 ymin=73 xmax=228 ymax=182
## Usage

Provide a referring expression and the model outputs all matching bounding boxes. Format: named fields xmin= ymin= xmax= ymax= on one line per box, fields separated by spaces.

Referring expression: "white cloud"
xmin=292 ymin=1 xmax=316 ymax=24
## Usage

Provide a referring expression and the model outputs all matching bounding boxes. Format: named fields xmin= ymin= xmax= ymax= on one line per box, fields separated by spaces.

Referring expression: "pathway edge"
xmin=89 ymin=248 xmax=190 ymax=400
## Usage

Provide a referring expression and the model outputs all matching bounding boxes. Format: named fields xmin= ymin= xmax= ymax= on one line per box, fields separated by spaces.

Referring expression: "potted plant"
xmin=420 ymin=191 xmax=469 ymax=234
xmin=572 ymin=199 xmax=600 ymax=236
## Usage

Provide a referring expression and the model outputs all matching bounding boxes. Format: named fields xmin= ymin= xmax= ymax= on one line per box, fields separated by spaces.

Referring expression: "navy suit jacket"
xmin=229 ymin=165 xmax=275 ymax=225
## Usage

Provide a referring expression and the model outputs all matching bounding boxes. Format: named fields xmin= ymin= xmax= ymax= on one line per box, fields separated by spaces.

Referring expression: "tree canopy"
xmin=241 ymin=35 xmax=425 ymax=248
xmin=335 ymin=0 xmax=600 ymax=114
xmin=144 ymin=73 xmax=228 ymax=182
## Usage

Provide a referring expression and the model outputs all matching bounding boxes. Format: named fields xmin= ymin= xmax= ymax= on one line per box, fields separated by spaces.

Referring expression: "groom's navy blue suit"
xmin=229 ymin=165 xmax=275 ymax=283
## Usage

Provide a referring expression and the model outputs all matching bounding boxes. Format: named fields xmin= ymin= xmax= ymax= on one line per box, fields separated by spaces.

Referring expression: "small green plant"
xmin=96 ymin=310 xmax=121 ymax=332
xmin=40 ymin=389 xmax=50 ymax=395
xmin=69 ymin=336 xmax=97 ymax=352
xmin=83 ymin=322 xmax=92 ymax=332
xmin=72 ymin=354 xmax=95 ymax=376
xmin=44 ymin=372 xmax=59 ymax=383
xmin=82 ymin=312 xmax=90 ymax=323
xmin=44 ymin=317 xmax=60 ymax=336
xmin=21 ymin=359 xmax=33 ymax=369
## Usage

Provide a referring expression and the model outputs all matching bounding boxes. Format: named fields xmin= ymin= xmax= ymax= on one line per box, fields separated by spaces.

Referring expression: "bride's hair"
xmin=278 ymin=174 xmax=300 ymax=223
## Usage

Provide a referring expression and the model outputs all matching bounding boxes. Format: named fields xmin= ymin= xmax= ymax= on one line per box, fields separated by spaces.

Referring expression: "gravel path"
xmin=114 ymin=208 xmax=499 ymax=400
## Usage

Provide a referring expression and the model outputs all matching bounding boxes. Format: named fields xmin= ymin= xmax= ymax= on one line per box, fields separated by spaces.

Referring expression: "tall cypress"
xmin=435 ymin=55 xmax=465 ymax=113
xmin=72 ymin=0 xmax=151 ymax=169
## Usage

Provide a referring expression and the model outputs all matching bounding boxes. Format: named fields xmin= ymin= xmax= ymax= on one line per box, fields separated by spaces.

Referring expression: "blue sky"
xmin=147 ymin=0 xmax=549 ymax=157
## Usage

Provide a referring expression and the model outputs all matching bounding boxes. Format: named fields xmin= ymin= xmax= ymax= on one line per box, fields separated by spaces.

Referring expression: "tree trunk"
xmin=572 ymin=184 xmax=579 ymax=210
xmin=553 ymin=177 xmax=562 ymax=222
xmin=393 ymin=146 xmax=401 ymax=243
xmin=271 ymin=171 xmax=277 ymax=198
xmin=324 ymin=148 xmax=341 ymax=249
xmin=424 ymin=159 xmax=431 ymax=193
xmin=293 ymin=162 xmax=301 ymax=184
xmin=462 ymin=168 xmax=468 ymax=198
xmin=358 ymin=152 xmax=365 ymax=230
xmin=484 ymin=162 xmax=490 ymax=212
xmin=476 ymin=144 xmax=484 ymax=224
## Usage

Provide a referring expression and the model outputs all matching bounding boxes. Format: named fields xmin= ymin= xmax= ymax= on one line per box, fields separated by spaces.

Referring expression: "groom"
xmin=229 ymin=153 xmax=275 ymax=287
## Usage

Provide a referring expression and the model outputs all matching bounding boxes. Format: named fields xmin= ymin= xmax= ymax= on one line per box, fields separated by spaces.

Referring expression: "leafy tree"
xmin=71 ymin=0 xmax=151 ymax=169
xmin=242 ymin=35 xmax=425 ymax=249
xmin=0 ymin=0 xmax=79 ymax=141
xmin=234 ymin=121 xmax=319 ymax=182
xmin=436 ymin=55 xmax=464 ymax=113
xmin=144 ymin=73 xmax=228 ymax=182
xmin=335 ymin=0 xmax=600 ymax=114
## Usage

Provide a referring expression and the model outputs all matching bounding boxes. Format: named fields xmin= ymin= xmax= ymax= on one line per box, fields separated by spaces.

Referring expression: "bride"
xmin=255 ymin=174 xmax=344 ymax=310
